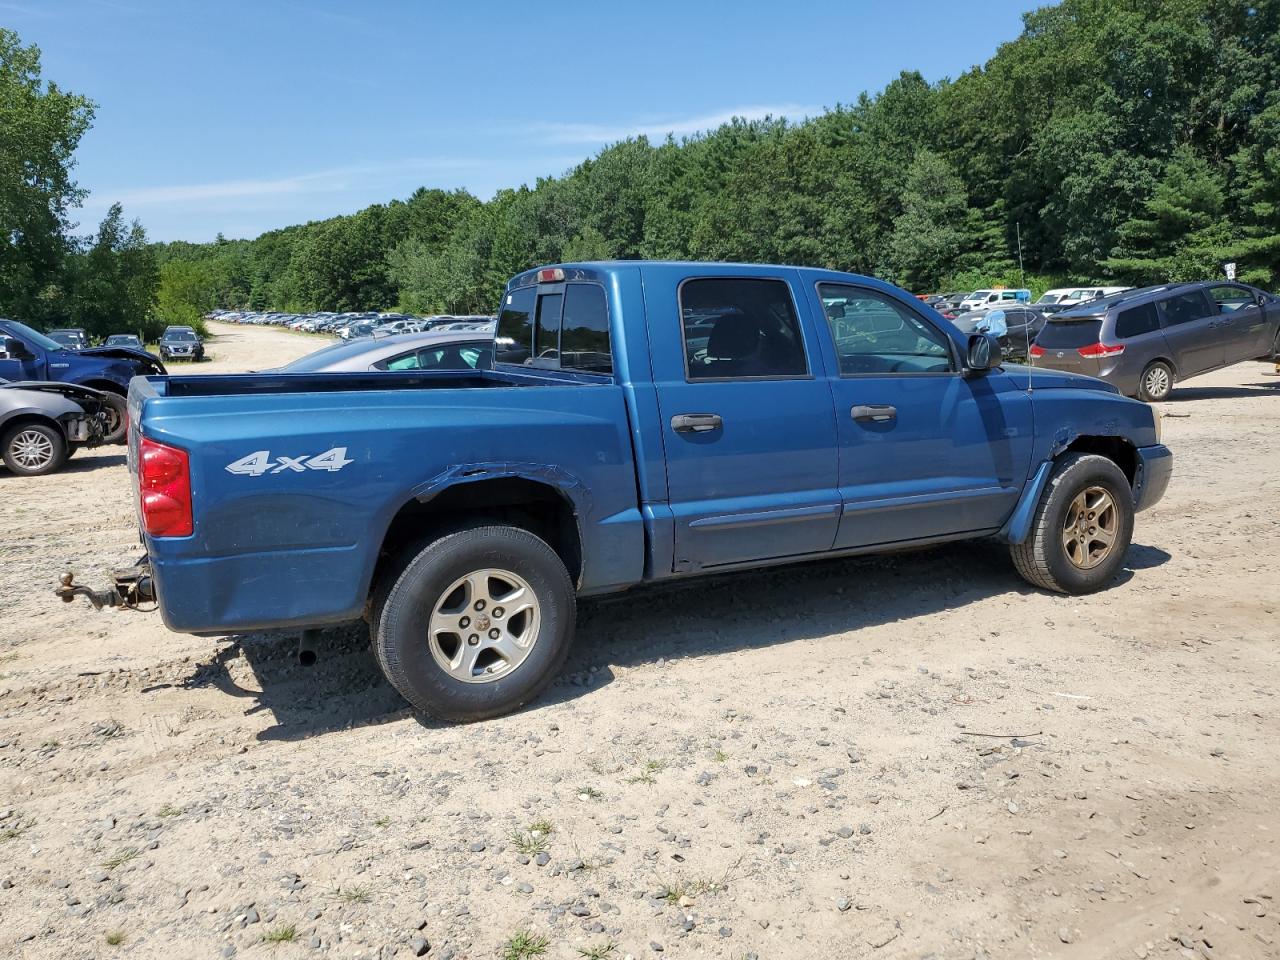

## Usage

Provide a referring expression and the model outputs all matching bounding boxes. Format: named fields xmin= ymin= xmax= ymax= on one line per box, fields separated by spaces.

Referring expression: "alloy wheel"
xmin=1061 ymin=485 xmax=1119 ymax=570
xmin=427 ymin=569 xmax=540 ymax=683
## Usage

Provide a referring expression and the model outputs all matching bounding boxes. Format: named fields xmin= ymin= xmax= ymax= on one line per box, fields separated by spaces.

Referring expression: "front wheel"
xmin=2 ymin=422 xmax=68 ymax=476
xmin=100 ymin=393 xmax=128 ymax=443
xmin=1010 ymin=453 xmax=1135 ymax=594
xmin=374 ymin=525 xmax=576 ymax=721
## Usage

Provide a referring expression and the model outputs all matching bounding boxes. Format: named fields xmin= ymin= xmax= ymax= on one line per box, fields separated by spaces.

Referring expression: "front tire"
xmin=374 ymin=525 xmax=576 ymax=721
xmin=100 ymin=393 xmax=128 ymax=443
xmin=1010 ymin=453 xmax=1134 ymax=594
xmin=1136 ymin=360 xmax=1173 ymax=402
xmin=2 ymin=422 xmax=68 ymax=476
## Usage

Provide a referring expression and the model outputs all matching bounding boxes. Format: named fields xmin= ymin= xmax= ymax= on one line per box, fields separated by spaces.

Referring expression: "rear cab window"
xmin=496 ymin=280 xmax=612 ymax=375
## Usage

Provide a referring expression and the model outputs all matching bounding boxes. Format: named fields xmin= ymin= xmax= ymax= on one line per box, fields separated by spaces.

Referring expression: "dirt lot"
xmin=1 ymin=321 xmax=1277 ymax=960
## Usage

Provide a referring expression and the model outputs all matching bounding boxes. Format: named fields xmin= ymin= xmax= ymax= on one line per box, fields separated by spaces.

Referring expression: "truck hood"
xmin=1004 ymin=364 xmax=1121 ymax=395
xmin=78 ymin=345 xmax=167 ymax=375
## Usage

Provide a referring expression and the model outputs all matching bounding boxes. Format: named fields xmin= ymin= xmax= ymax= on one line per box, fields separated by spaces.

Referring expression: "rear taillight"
xmin=139 ymin=437 xmax=192 ymax=537
xmin=1077 ymin=341 xmax=1126 ymax=358
xmin=1029 ymin=344 xmax=1045 ymax=358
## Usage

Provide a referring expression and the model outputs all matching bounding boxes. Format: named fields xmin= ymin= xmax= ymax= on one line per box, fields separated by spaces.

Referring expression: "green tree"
xmin=0 ymin=28 xmax=95 ymax=324
xmin=884 ymin=151 xmax=968 ymax=290
xmin=64 ymin=203 xmax=159 ymax=339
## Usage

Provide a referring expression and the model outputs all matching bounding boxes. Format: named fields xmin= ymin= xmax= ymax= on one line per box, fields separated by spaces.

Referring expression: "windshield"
xmin=3 ymin=320 xmax=63 ymax=351
xmin=165 ymin=330 xmax=198 ymax=341
xmin=1036 ymin=293 xmax=1061 ymax=303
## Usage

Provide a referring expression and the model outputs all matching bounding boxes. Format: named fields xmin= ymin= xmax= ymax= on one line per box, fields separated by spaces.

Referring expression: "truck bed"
xmin=142 ymin=366 xmax=596 ymax=399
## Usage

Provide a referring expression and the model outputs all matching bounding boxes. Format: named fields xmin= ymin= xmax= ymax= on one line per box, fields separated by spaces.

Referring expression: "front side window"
xmin=1114 ymin=302 xmax=1159 ymax=339
xmin=681 ymin=278 xmax=808 ymax=380
xmin=818 ymin=284 xmax=953 ymax=375
xmin=1157 ymin=291 xmax=1211 ymax=327
xmin=1208 ymin=284 xmax=1252 ymax=314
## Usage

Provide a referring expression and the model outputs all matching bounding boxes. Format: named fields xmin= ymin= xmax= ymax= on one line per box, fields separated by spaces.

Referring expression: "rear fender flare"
xmin=410 ymin=461 xmax=592 ymax=519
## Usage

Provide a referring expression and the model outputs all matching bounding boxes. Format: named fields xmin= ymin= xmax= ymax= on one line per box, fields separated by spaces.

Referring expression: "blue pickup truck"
xmin=0 ymin=319 xmax=165 ymax=442
xmin=61 ymin=263 xmax=1171 ymax=721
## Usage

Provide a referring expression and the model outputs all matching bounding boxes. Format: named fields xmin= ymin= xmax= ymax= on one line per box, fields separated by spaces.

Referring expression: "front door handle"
xmin=671 ymin=413 xmax=723 ymax=433
xmin=851 ymin=404 xmax=897 ymax=422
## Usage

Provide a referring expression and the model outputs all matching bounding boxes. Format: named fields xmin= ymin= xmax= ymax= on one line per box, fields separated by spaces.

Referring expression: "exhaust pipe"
xmin=297 ymin=628 xmax=319 ymax=667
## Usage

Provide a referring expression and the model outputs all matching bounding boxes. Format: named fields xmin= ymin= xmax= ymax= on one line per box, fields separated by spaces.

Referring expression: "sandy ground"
xmin=1 ymin=321 xmax=1277 ymax=960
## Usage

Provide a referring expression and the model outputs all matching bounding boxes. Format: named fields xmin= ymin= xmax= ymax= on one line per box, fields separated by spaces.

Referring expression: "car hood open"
xmin=79 ymin=346 xmax=167 ymax=374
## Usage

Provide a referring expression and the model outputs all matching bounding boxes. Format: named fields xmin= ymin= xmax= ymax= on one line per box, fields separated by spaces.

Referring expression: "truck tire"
xmin=1136 ymin=360 xmax=1173 ymax=402
xmin=374 ymin=525 xmax=576 ymax=721
xmin=2 ymin=421 xmax=68 ymax=476
xmin=101 ymin=393 xmax=128 ymax=443
xmin=1010 ymin=453 xmax=1134 ymax=595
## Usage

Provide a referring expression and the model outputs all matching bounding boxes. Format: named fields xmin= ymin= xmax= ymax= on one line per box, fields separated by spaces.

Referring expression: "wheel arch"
xmin=370 ymin=465 xmax=586 ymax=604
xmin=79 ymin=378 xmax=127 ymax=396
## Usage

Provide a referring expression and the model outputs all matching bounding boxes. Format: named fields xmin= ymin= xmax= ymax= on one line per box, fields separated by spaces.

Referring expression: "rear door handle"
xmin=851 ymin=404 xmax=897 ymax=422
xmin=671 ymin=413 xmax=723 ymax=433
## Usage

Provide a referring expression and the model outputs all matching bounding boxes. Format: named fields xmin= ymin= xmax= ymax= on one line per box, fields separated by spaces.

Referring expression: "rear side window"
xmin=1036 ymin=319 xmax=1103 ymax=348
xmin=496 ymin=286 xmax=534 ymax=364
xmin=1114 ymin=302 xmax=1159 ymax=339
xmin=1157 ymin=291 xmax=1211 ymax=326
xmin=680 ymin=278 xmax=808 ymax=380
xmin=559 ymin=284 xmax=612 ymax=373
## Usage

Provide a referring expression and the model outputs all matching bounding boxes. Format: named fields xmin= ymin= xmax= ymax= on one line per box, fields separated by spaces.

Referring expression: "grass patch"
xmin=509 ymin=819 xmax=553 ymax=856
xmin=101 ymin=848 xmax=139 ymax=870
xmin=105 ymin=930 xmax=125 ymax=946
xmin=626 ymin=758 xmax=668 ymax=785
xmin=576 ymin=940 xmax=618 ymax=959
xmin=576 ymin=785 xmax=603 ymax=800
xmin=712 ymin=747 xmax=729 ymax=763
xmin=373 ymin=815 xmax=391 ymax=828
xmin=157 ymin=803 xmax=184 ymax=818
xmin=332 ymin=884 xmax=372 ymax=904
xmin=263 ymin=924 xmax=297 ymax=943
xmin=502 ymin=930 xmax=549 ymax=960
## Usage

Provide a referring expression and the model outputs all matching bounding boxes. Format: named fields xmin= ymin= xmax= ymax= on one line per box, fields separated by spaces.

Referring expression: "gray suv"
xmin=1030 ymin=282 xmax=1280 ymax=401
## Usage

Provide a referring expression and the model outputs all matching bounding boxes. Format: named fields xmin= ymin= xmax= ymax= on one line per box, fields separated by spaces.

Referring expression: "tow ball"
xmin=55 ymin=566 xmax=155 ymax=610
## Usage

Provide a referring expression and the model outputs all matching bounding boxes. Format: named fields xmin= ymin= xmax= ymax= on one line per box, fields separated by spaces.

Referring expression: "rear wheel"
xmin=1010 ymin=453 xmax=1134 ymax=594
xmin=374 ymin=525 xmax=576 ymax=721
xmin=2 ymin=422 xmax=68 ymax=476
xmin=1136 ymin=360 xmax=1173 ymax=402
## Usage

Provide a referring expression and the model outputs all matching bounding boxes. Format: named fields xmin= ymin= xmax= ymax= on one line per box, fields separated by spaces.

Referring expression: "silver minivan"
xmin=1030 ymin=282 xmax=1279 ymax=401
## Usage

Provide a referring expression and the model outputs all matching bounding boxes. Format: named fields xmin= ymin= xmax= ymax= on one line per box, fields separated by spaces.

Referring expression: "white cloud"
xmin=534 ymin=103 xmax=823 ymax=144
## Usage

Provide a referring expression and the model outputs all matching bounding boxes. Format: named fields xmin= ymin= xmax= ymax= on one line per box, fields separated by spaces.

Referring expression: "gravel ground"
xmin=1 ymin=322 xmax=1277 ymax=959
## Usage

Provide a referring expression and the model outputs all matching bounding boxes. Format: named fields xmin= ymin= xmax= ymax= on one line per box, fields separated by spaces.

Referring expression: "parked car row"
xmin=209 ymin=309 xmax=496 ymax=341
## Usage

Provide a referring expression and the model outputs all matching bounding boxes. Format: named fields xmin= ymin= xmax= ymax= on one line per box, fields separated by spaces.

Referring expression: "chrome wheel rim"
xmin=1144 ymin=366 xmax=1170 ymax=399
xmin=1062 ymin=485 xmax=1118 ymax=570
xmin=10 ymin=429 xmax=54 ymax=469
xmin=428 ymin=569 xmax=540 ymax=683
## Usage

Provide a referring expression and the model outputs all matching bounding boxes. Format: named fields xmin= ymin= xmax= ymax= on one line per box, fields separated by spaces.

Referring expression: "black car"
xmin=949 ymin=305 xmax=1049 ymax=360
xmin=159 ymin=326 xmax=205 ymax=361
xmin=104 ymin=334 xmax=144 ymax=349
xmin=47 ymin=328 xmax=90 ymax=351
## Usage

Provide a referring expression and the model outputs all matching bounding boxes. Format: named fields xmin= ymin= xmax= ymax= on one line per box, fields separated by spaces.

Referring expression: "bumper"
xmin=1132 ymin=443 xmax=1172 ymax=512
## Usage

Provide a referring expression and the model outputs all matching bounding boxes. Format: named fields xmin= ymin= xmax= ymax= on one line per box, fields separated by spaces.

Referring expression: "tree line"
xmin=4 ymin=0 xmax=1279 ymax=338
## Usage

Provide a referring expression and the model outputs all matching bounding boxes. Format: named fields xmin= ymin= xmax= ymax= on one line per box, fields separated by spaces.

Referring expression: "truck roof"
xmin=507 ymin=260 xmax=888 ymax=290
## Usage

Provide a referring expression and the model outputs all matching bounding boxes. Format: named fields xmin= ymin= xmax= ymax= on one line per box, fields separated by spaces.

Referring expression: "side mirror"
xmin=1 ymin=337 xmax=33 ymax=361
xmin=965 ymin=333 xmax=1001 ymax=374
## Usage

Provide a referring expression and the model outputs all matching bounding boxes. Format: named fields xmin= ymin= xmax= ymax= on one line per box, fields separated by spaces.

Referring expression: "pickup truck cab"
xmin=0 ymin=318 xmax=165 ymax=442
xmin=71 ymin=263 xmax=1171 ymax=721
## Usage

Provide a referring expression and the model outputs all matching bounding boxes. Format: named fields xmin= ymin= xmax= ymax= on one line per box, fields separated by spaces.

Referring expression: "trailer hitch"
xmin=56 ymin=565 xmax=155 ymax=611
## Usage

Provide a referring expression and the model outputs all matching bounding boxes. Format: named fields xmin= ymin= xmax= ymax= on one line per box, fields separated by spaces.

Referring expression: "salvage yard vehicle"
xmin=278 ymin=326 xmax=494 ymax=373
xmin=59 ymin=262 xmax=1172 ymax=722
xmin=104 ymin=333 xmax=144 ymax=349
xmin=48 ymin=328 xmax=90 ymax=351
xmin=158 ymin=326 xmax=205 ymax=362
xmin=1030 ymin=281 xmax=1280 ymax=401
xmin=1 ymin=380 xmax=108 ymax=475
xmin=0 ymin=318 xmax=166 ymax=442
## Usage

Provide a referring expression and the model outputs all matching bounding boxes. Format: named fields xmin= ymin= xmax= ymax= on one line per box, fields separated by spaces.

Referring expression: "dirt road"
xmin=1 ymin=322 xmax=1277 ymax=959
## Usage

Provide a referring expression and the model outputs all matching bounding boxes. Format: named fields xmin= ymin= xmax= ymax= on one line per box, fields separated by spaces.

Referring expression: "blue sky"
xmin=4 ymin=0 xmax=1036 ymax=242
